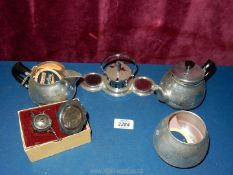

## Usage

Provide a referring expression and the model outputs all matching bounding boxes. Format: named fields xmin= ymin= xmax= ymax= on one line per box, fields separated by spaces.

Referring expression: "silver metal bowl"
xmin=153 ymin=111 xmax=209 ymax=168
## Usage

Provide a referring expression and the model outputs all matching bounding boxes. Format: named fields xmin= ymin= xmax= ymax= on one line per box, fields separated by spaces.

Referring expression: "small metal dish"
xmin=57 ymin=99 xmax=87 ymax=135
xmin=132 ymin=76 xmax=156 ymax=96
xmin=80 ymin=73 xmax=103 ymax=92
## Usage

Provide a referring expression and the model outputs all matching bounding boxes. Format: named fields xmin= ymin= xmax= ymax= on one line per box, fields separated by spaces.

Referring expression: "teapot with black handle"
xmin=12 ymin=61 xmax=81 ymax=105
xmin=155 ymin=59 xmax=216 ymax=109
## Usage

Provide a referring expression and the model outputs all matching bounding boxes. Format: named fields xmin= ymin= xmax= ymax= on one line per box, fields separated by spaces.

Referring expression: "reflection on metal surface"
xmin=29 ymin=61 xmax=81 ymax=105
xmin=155 ymin=60 xmax=216 ymax=109
xmin=57 ymin=99 xmax=87 ymax=135
xmin=101 ymin=53 xmax=138 ymax=97
xmin=12 ymin=61 xmax=81 ymax=105
xmin=30 ymin=112 xmax=60 ymax=141
xmin=132 ymin=76 xmax=156 ymax=96
xmin=31 ymin=113 xmax=52 ymax=132
xmin=80 ymin=73 xmax=103 ymax=92
xmin=153 ymin=111 xmax=209 ymax=168
xmin=80 ymin=53 xmax=158 ymax=97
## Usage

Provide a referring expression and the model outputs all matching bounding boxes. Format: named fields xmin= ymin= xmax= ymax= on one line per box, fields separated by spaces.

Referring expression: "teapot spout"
xmin=154 ymin=85 xmax=168 ymax=103
xmin=63 ymin=70 xmax=82 ymax=85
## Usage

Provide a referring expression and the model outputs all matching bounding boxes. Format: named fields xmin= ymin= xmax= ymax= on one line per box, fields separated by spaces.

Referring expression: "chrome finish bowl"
xmin=153 ymin=111 xmax=209 ymax=168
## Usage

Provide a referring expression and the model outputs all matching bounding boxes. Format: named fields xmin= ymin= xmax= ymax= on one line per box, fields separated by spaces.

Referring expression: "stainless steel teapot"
xmin=155 ymin=60 xmax=216 ymax=109
xmin=12 ymin=61 xmax=81 ymax=105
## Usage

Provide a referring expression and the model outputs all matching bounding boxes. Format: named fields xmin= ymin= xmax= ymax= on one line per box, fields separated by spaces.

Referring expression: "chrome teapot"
xmin=155 ymin=60 xmax=216 ymax=109
xmin=12 ymin=61 xmax=81 ymax=105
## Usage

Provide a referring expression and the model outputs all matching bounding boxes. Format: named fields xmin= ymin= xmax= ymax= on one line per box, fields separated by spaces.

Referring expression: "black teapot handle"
xmin=11 ymin=62 xmax=31 ymax=87
xmin=202 ymin=59 xmax=216 ymax=81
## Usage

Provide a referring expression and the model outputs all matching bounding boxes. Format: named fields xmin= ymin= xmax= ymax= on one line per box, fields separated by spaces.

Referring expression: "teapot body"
xmin=11 ymin=61 xmax=80 ymax=105
xmin=158 ymin=71 xmax=206 ymax=109
xmin=28 ymin=78 xmax=76 ymax=105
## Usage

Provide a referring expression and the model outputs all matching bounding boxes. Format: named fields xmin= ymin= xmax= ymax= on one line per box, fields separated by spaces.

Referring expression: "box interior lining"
xmin=19 ymin=102 xmax=87 ymax=147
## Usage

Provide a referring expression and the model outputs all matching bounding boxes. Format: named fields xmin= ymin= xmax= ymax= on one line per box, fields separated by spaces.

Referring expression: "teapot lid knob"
xmin=185 ymin=60 xmax=195 ymax=71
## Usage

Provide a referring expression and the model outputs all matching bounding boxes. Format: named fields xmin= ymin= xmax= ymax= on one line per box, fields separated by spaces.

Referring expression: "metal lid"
xmin=171 ymin=61 xmax=205 ymax=83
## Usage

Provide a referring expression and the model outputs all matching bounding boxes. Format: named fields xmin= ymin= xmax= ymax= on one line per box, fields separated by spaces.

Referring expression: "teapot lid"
xmin=171 ymin=60 xmax=205 ymax=83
